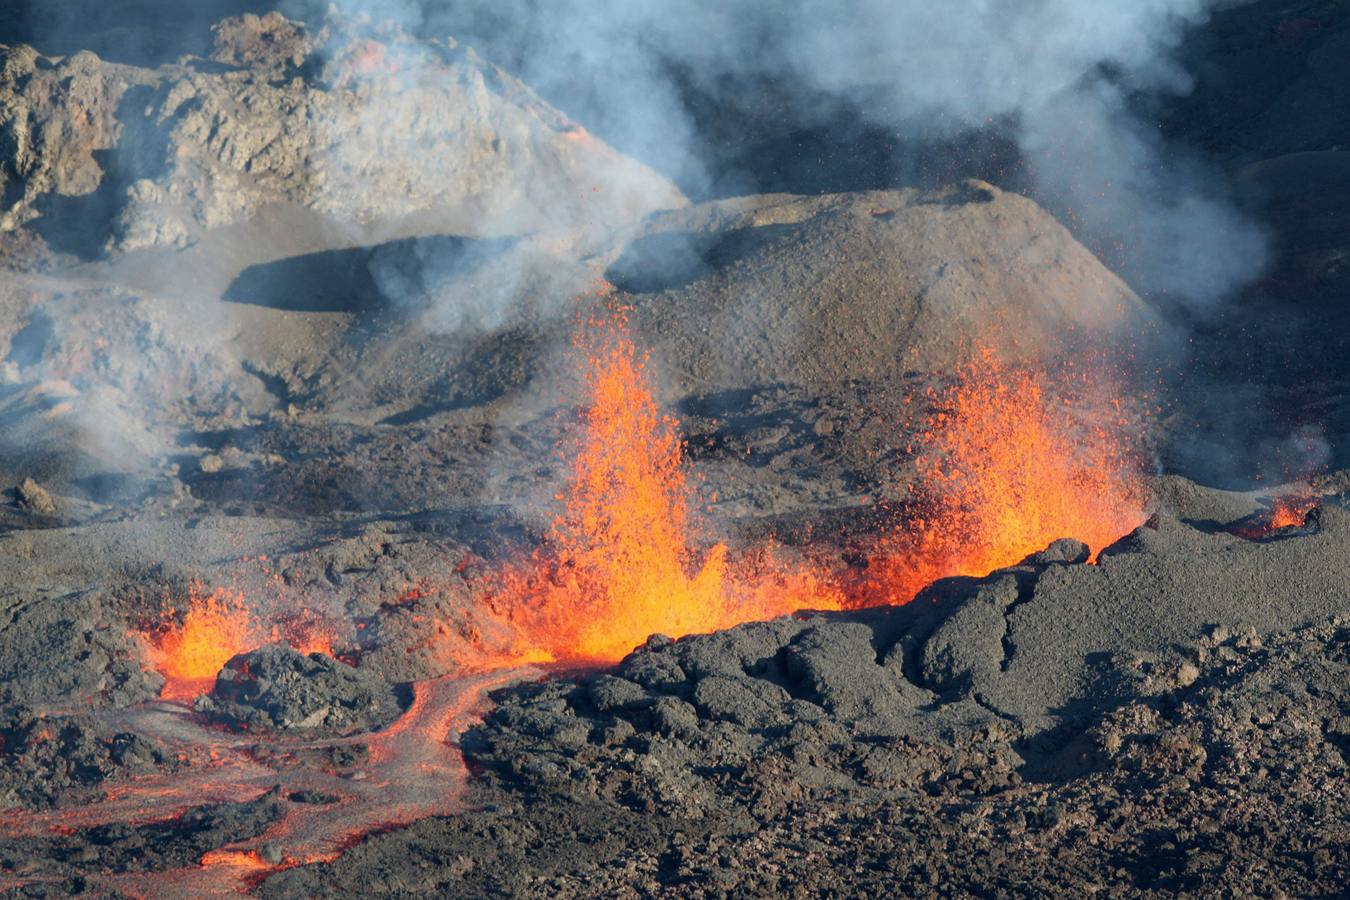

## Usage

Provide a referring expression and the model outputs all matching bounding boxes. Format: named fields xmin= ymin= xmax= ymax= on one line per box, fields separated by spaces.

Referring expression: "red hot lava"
xmin=11 ymin=317 xmax=1155 ymax=896
xmin=482 ymin=311 xmax=842 ymax=665
xmin=143 ymin=582 xmax=335 ymax=702
xmin=860 ymin=346 xmax=1150 ymax=604
xmin=1236 ymin=493 xmax=1319 ymax=539
xmin=0 ymin=668 xmax=533 ymax=897
xmin=469 ymin=322 xmax=1150 ymax=666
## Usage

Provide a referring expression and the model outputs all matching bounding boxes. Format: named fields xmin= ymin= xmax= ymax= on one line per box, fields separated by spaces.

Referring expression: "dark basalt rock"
xmin=197 ymin=644 xmax=404 ymax=735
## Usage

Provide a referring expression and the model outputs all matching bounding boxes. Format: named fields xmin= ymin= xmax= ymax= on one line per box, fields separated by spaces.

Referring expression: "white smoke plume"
xmin=293 ymin=0 xmax=1268 ymax=311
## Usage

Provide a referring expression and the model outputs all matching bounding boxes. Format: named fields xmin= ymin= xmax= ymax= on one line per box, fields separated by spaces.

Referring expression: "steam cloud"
xmin=294 ymin=0 xmax=1268 ymax=311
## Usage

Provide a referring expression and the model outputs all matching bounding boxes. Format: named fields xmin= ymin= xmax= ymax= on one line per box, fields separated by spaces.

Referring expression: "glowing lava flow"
xmin=862 ymin=346 xmax=1149 ymax=604
xmin=487 ymin=314 xmax=841 ymax=664
xmin=0 ymin=668 xmax=535 ymax=898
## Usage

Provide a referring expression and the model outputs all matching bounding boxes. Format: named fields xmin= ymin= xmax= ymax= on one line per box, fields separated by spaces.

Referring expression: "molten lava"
xmin=146 ymin=584 xmax=260 ymax=702
xmin=489 ymin=314 xmax=840 ymax=663
xmin=144 ymin=583 xmax=337 ymax=702
xmin=862 ymin=347 xmax=1148 ymax=604
xmin=1267 ymin=495 xmax=1316 ymax=529
xmin=1236 ymin=493 xmax=1318 ymax=538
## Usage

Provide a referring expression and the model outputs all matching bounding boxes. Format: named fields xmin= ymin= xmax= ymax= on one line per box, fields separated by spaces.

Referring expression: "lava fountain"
xmin=487 ymin=312 xmax=841 ymax=664
xmin=144 ymin=584 xmax=261 ymax=701
xmin=144 ymin=582 xmax=335 ymax=702
xmin=861 ymin=346 xmax=1150 ymax=604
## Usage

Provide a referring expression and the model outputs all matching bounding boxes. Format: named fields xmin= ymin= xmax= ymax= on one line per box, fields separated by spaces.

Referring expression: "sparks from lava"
xmin=486 ymin=310 xmax=841 ymax=664
xmin=861 ymin=345 xmax=1149 ymax=604
xmin=1267 ymin=495 xmax=1316 ymax=529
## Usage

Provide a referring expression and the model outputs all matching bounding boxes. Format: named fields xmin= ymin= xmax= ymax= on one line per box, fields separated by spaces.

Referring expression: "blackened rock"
xmin=646 ymin=696 xmax=700 ymax=739
xmin=781 ymin=622 xmax=926 ymax=726
xmin=0 ymin=592 xmax=161 ymax=709
xmin=617 ymin=648 xmax=687 ymax=691
xmin=200 ymin=644 xmax=403 ymax=734
xmin=1020 ymin=538 xmax=1090 ymax=567
xmin=691 ymin=674 xmax=791 ymax=729
xmin=585 ymin=675 xmax=651 ymax=713
xmin=0 ymin=709 xmax=169 ymax=807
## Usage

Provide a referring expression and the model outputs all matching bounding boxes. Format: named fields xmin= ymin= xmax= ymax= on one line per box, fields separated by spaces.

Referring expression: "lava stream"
xmin=0 ymin=668 xmax=536 ymax=897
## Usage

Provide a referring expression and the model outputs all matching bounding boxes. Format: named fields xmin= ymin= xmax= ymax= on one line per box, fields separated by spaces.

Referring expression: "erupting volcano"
xmin=144 ymin=585 xmax=261 ymax=701
xmin=3 ymin=2 xmax=1347 ymax=895
xmin=472 ymin=318 xmax=1150 ymax=664
xmin=487 ymin=312 xmax=842 ymax=663
xmin=144 ymin=583 xmax=335 ymax=701
xmin=864 ymin=346 xmax=1150 ymax=603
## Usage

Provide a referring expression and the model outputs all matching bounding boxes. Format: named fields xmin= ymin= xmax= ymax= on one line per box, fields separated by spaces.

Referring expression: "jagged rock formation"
xmin=0 ymin=12 xmax=684 ymax=259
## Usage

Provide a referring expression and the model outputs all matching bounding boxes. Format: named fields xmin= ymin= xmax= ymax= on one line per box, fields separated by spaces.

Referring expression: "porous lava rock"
xmin=0 ymin=708 xmax=170 ymax=808
xmin=0 ymin=591 xmax=160 ymax=709
xmin=275 ymin=611 xmax=1349 ymax=897
xmin=199 ymin=644 xmax=403 ymax=734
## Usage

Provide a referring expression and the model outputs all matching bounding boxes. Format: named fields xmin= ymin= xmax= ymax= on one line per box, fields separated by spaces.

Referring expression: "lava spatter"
xmin=143 ymin=583 xmax=337 ymax=702
xmin=144 ymin=584 xmax=261 ymax=702
xmin=485 ymin=311 xmax=841 ymax=664
xmin=861 ymin=346 xmax=1149 ymax=605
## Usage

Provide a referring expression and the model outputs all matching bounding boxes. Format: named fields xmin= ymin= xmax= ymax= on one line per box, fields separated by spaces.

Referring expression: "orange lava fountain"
xmin=144 ymin=583 xmax=336 ymax=702
xmin=145 ymin=584 xmax=261 ymax=702
xmin=1267 ymin=495 xmax=1316 ymax=529
xmin=488 ymin=314 xmax=840 ymax=664
xmin=861 ymin=346 xmax=1149 ymax=604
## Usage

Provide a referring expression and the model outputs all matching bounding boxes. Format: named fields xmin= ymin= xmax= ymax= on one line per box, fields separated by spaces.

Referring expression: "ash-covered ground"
xmin=1 ymin=1 xmax=1349 ymax=897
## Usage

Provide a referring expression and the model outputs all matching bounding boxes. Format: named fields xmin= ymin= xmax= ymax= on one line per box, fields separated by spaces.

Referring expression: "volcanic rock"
xmin=14 ymin=476 xmax=55 ymax=513
xmin=0 ymin=708 xmax=170 ymax=808
xmin=200 ymin=644 xmax=403 ymax=734
xmin=0 ymin=45 xmax=140 ymax=234
xmin=276 ymin=610 xmax=1350 ymax=897
xmin=469 ymin=509 xmax=1350 ymax=783
xmin=0 ymin=591 xmax=160 ymax=709
xmin=0 ymin=12 xmax=684 ymax=260
xmin=0 ymin=792 xmax=285 ymax=879
xmin=605 ymin=184 xmax=1154 ymax=389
